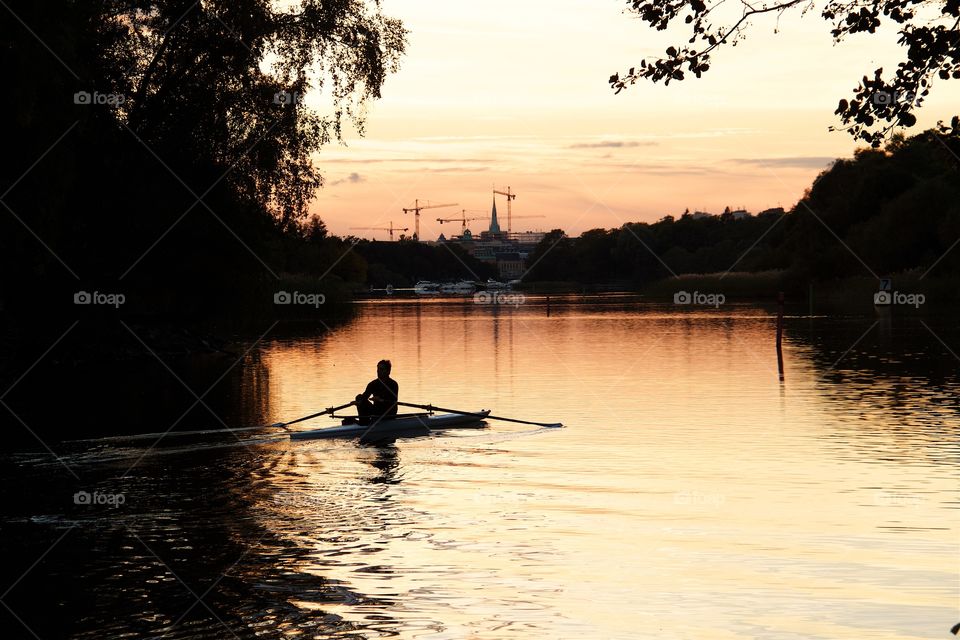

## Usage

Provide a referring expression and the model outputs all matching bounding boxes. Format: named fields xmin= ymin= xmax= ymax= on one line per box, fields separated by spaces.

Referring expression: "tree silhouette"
xmin=609 ymin=1 xmax=960 ymax=147
xmin=0 ymin=0 xmax=406 ymax=319
xmin=91 ymin=0 xmax=407 ymax=227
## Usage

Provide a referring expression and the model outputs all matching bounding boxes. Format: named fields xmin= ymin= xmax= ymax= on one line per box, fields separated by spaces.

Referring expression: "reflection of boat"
xmin=289 ymin=410 xmax=490 ymax=441
xmin=414 ymin=281 xmax=440 ymax=295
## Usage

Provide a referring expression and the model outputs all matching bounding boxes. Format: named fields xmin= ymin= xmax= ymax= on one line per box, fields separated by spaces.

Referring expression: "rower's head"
xmin=377 ymin=359 xmax=392 ymax=379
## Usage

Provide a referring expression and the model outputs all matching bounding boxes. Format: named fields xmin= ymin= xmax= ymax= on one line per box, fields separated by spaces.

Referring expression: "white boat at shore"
xmin=439 ymin=280 xmax=476 ymax=295
xmin=414 ymin=281 xmax=440 ymax=295
xmin=485 ymin=279 xmax=509 ymax=290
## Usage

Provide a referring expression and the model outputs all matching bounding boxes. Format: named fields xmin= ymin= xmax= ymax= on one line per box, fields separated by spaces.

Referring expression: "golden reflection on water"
xmin=249 ymin=297 xmax=957 ymax=639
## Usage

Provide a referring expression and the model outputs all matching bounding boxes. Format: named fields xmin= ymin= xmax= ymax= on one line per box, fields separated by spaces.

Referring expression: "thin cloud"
xmin=395 ymin=166 xmax=491 ymax=173
xmin=329 ymin=172 xmax=366 ymax=185
xmin=410 ymin=135 xmax=539 ymax=142
xmin=729 ymin=157 xmax=836 ymax=169
xmin=591 ymin=160 xmax=716 ymax=175
xmin=568 ymin=140 xmax=659 ymax=149
xmin=328 ymin=157 xmax=497 ymax=164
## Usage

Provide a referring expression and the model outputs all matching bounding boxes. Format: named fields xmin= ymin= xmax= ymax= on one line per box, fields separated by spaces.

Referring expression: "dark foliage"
xmin=609 ymin=1 xmax=960 ymax=146
xmin=0 ymin=0 xmax=405 ymax=320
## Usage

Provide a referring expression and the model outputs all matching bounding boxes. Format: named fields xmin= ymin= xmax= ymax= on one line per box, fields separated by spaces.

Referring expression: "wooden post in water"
xmin=776 ymin=291 xmax=785 ymax=382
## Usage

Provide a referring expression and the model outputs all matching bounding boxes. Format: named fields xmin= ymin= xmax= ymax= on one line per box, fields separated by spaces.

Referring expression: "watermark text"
xmin=274 ymin=291 xmax=326 ymax=307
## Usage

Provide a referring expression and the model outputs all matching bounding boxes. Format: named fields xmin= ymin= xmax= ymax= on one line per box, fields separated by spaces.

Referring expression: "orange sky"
xmin=305 ymin=0 xmax=960 ymax=240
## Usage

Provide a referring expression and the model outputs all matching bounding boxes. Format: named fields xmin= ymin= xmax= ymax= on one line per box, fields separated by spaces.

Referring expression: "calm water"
xmin=1 ymin=295 xmax=958 ymax=639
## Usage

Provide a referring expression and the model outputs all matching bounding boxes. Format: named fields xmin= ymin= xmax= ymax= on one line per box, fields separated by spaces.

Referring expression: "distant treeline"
xmin=526 ymin=129 xmax=960 ymax=288
xmin=357 ymin=241 xmax=496 ymax=288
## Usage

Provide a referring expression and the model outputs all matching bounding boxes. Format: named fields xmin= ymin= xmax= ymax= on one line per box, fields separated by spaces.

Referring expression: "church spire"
xmin=489 ymin=196 xmax=501 ymax=234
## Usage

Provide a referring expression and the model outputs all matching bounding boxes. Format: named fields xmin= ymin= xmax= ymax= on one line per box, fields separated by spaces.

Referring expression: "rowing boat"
xmin=289 ymin=410 xmax=491 ymax=441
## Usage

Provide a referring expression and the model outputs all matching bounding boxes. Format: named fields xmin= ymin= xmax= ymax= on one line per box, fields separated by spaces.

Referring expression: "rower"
xmin=353 ymin=359 xmax=399 ymax=425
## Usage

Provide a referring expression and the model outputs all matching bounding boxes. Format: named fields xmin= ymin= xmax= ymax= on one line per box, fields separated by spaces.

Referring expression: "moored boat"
xmin=439 ymin=280 xmax=476 ymax=295
xmin=485 ymin=278 xmax=508 ymax=290
xmin=414 ymin=280 xmax=440 ymax=295
xmin=452 ymin=280 xmax=476 ymax=294
xmin=289 ymin=410 xmax=490 ymax=440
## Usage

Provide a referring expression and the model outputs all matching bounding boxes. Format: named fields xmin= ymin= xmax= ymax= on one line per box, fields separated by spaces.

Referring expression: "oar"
xmin=396 ymin=402 xmax=563 ymax=428
xmin=278 ymin=401 xmax=355 ymax=430
xmin=70 ymin=401 xmax=356 ymax=443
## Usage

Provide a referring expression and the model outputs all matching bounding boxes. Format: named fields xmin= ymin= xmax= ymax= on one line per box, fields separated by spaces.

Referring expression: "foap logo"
xmin=273 ymin=90 xmax=301 ymax=105
xmin=74 ymin=490 xmax=125 ymax=507
xmin=474 ymin=291 xmax=525 ymax=307
xmin=73 ymin=91 xmax=126 ymax=106
xmin=872 ymin=90 xmax=914 ymax=106
xmin=274 ymin=290 xmax=326 ymax=308
xmin=873 ymin=290 xmax=925 ymax=308
xmin=673 ymin=290 xmax=725 ymax=308
xmin=74 ymin=290 xmax=126 ymax=308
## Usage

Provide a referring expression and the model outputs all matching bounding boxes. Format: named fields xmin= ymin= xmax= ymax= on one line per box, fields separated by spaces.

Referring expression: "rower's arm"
xmin=359 ymin=381 xmax=375 ymax=401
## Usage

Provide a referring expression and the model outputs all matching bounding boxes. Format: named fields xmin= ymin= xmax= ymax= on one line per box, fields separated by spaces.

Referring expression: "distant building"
xmin=495 ymin=252 xmax=524 ymax=279
xmin=758 ymin=207 xmax=786 ymax=217
xmin=434 ymin=198 xmax=549 ymax=281
xmin=731 ymin=209 xmax=751 ymax=220
xmin=470 ymin=244 xmax=498 ymax=262
xmin=479 ymin=197 xmax=507 ymax=241
xmin=691 ymin=211 xmax=713 ymax=220
xmin=508 ymin=230 xmax=547 ymax=248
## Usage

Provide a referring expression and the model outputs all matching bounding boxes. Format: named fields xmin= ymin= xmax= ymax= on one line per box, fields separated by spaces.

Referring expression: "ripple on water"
xmin=2 ymin=301 xmax=958 ymax=639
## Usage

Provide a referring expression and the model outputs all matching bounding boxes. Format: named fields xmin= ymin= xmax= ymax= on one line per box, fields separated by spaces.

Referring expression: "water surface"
xmin=1 ymin=295 xmax=957 ymax=638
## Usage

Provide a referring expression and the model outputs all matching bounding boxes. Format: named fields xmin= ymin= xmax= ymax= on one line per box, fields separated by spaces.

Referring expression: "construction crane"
xmin=493 ymin=186 xmax=517 ymax=233
xmin=349 ymin=221 xmax=409 ymax=241
xmin=436 ymin=209 xmax=487 ymax=234
xmin=506 ymin=214 xmax=545 ymax=226
xmin=439 ymin=213 xmax=545 ymax=236
xmin=402 ymin=200 xmax=458 ymax=241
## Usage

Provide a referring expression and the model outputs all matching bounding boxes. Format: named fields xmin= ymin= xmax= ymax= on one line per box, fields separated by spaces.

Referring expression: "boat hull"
xmin=414 ymin=281 xmax=440 ymax=295
xmin=439 ymin=281 xmax=476 ymax=295
xmin=289 ymin=410 xmax=490 ymax=440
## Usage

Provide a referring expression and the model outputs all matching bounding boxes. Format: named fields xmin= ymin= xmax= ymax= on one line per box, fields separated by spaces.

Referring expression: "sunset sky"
xmin=308 ymin=0 xmax=960 ymax=240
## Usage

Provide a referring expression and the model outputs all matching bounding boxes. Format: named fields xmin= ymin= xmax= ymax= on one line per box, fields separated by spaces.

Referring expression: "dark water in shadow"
xmin=1 ymin=296 xmax=957 ymax=638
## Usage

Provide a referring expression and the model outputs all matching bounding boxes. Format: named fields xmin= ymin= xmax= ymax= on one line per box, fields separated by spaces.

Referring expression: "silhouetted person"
xmin=354 ymin=359 xmax=398 ymax=425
